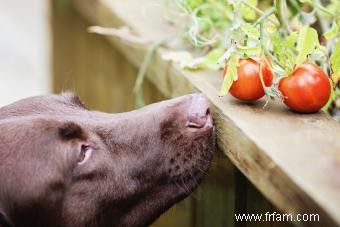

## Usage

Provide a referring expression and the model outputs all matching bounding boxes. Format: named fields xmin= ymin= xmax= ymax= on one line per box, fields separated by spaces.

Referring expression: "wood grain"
xmin=67 ymin=0 xmax=340 ymax=225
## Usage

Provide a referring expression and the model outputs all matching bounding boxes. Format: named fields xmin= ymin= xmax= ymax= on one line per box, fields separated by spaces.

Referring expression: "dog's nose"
xmin=186 ymin=93 xmax=212 ymax=129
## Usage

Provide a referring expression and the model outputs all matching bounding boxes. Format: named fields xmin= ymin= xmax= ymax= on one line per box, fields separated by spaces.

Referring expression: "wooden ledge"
xmin=72 ymin=0 xmax=340 ymax=225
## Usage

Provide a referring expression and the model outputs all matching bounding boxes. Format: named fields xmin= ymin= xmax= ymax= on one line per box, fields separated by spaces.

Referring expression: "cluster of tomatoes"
xmin=223 ymin=59 xmax=331 ymax=113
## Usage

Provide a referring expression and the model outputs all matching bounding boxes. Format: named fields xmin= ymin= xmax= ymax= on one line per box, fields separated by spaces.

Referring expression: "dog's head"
xmin=0 ymin=93 xmax=215 ymax=227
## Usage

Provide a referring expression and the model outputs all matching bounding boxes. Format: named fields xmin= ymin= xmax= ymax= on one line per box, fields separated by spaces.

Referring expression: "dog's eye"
xmin=78 ymin=144 xmax=92 ymax=165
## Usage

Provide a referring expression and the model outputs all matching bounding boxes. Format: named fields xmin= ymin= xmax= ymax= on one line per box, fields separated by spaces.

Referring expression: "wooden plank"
xmin=243 ymin=172 xmax=294 ymax=227
xmin=70 ymin=0 xmax=340 ymax=226
xmin=52 ymin=0 xmax=165 ymax=112
xmin=152 ymin=198 xmax=194 ymax=227
xmin=194 ymin=152 xmax=236 ymax=227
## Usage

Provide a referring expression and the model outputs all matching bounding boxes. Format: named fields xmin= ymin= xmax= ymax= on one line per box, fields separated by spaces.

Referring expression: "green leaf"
xmin=201 ymin=48 xmax=225 ymax=70
xmin=217 ymin=45 xmax=236 ymax=64
xmin=237 ymin=44 xmax=262 ymax=56
xmin=187 ymin=0 xmax=206 ymax=10
xmin=298 ymin=0 xmax=312 ymax=3
xmin=270 ymin=32 xmax=297 ymax=73
xmin=264 ymin=15 xmax=279 ymax=33
xmin=323 ymin=21 xmax=339 ymax=40
xmin=219 ymin=54 xmax=239 ymax=96
xmin=241 ymin=22 xmax=260 ymax=40
xmin=299 ymin=12 xmax=317 ymax=25
xmin=322 ymin=86 xmax=340 ymax=112
xmin=284 ymin=32 xmax=298 ymax=49
xmin=181 ymin=48 xmax=225 ymax=70
xmin=240 ymin=0 xmax=258 ymax=21
xmin=295 ymin=26 xmax=319 ymax=67
xmin=330 ymin=42 xmax=340 ymax=86
xmin=327 ymin=1 xmax=340 ymax=15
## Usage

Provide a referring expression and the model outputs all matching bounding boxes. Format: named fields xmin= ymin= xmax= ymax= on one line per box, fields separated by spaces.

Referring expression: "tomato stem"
xmin=259 ymin=60 xmax=267 ymax=91
xmin=241 ymin=0 xmax=279 ymax=26
xmin=308 ymin=0 xmax=336 ymax=18
xmin=275 ymin=0 xmax=292 ymax=34
xmin=254 ymin=8 xmax=275 ymax=26
xmin=258 ymin=22 xmax=285 ymax=70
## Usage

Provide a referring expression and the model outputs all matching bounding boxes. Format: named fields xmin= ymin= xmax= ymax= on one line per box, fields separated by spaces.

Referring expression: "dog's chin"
xmin=170 ymin=152 xmax=214 ymax=196
xmin=117 ymin=151 xmax=214 ymax=227
xmin=144 ymin=150 xmax=215 ymax=226
xmin=115 ymin=183 xmax=182 ymax=227
xmin=119 ymin=126 xmax=216 ymax=227
xmin=118 ymin=180 xmax=200 ymax=227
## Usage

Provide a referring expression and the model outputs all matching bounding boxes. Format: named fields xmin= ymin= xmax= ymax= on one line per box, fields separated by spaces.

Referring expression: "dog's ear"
xmin=58 ymin=122 xmax=86 ymax=141
xmin=0 ymin=211 xmax=13 ymax=227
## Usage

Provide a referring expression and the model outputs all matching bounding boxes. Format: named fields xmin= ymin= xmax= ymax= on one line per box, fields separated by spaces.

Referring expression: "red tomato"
xmin=223 ymin=59 xmax=273 ymax=101
xmin=278 ymin=63 xmax=331 ymax=113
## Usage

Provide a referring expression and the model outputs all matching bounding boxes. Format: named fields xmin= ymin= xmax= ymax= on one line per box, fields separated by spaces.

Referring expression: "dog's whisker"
xmin=181 ymin=176 xmax=201 ymax=199
xmin=180 ymin=176 xmax=192 ymax=194
xmin=193 ymin=165 xmax=209 ymax=176
xmin=187 ymin=171 xmax=202 ymax=200
xmin=174 ymin=180 xmax=186 ymax=192
xmin=196 ymin=157 xmax=214 ymax=164
xmin=189 ymin=191 xmax=200 ymax=200
xmin=195 ymin=155 xmax=216 ymax=165
xmin=176 ymin=178 xmax=198 ymax=199
xmin=187 ymin=170 xmax=198 ymax=186
xmin=180 ymin=177 xmax=190 ymax=194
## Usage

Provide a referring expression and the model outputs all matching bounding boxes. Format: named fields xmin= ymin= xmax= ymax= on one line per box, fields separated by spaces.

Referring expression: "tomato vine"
xmin=166 ymin=0 xmax=340 ymax=114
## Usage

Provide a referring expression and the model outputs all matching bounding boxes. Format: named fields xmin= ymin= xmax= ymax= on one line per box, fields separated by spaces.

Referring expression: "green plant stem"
xmin=259 ymin=60 xmax=267 ymax=90
xmin=288 ymin=0 xmax=302 ymax=13
xmin=241 ymin=0 xmax=279 ymax=26
xmin=314 ymin=0 xmax=330 ymax=32
xmin=288 ymin=0 xmax=330 ymax=31
xmin=277 ymin=0 xmax=292 ymax=33
xmin=187 ymin=1 xmax=227 ymax=48
xmin=254 ymin=8 xmax=276 ymax=26
xmin=241 ymin=0 xmax=265 ymax=15
xmin=304 ymin=0 xmax=333 ymax=73
xmin=173 ymin=0 xmax=190 ymax=14
xmin=259 ymin=22 xmax=286 ymax=70
xmin=258 ymin=59 xmax=272 ymax=108
xmin=308 ymin=0 xmax=336 ymax=18
xmin=134 ymin=39 xmax=168 ymax=108
xmin=192 ymin=2 xmax=226 ymax=15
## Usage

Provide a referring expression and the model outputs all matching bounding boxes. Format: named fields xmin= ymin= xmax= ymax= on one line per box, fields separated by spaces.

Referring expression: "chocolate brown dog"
xmin=0 ymin=93 xmax=215 ymax=227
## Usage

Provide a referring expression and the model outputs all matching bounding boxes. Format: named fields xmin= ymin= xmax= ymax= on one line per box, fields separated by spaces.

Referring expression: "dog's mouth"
xmin=169 ymin=124 xmax=215 ymax=196
xmin=120 ymin=141 xmax=215 ymax=226
xmin=170 ymin=149 xmax=214 ymax=195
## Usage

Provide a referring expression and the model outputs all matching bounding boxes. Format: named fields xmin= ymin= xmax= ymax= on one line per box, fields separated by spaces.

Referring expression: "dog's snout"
xmin=186 ymin=94 xmax=212 ymax=129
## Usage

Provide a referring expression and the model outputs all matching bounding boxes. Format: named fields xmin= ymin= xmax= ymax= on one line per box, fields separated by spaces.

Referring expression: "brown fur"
xmin=0 ymin=93 xmax=215 ymax=227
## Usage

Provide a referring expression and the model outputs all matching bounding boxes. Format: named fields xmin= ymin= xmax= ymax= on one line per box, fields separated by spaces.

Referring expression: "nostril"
xmin=206 ymin=107 xmax=210 ymax=116
xmin=187 ymin=110 xmax=209 ymax=128
xmin=186 ymin=93 xmax=212 ymax=129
